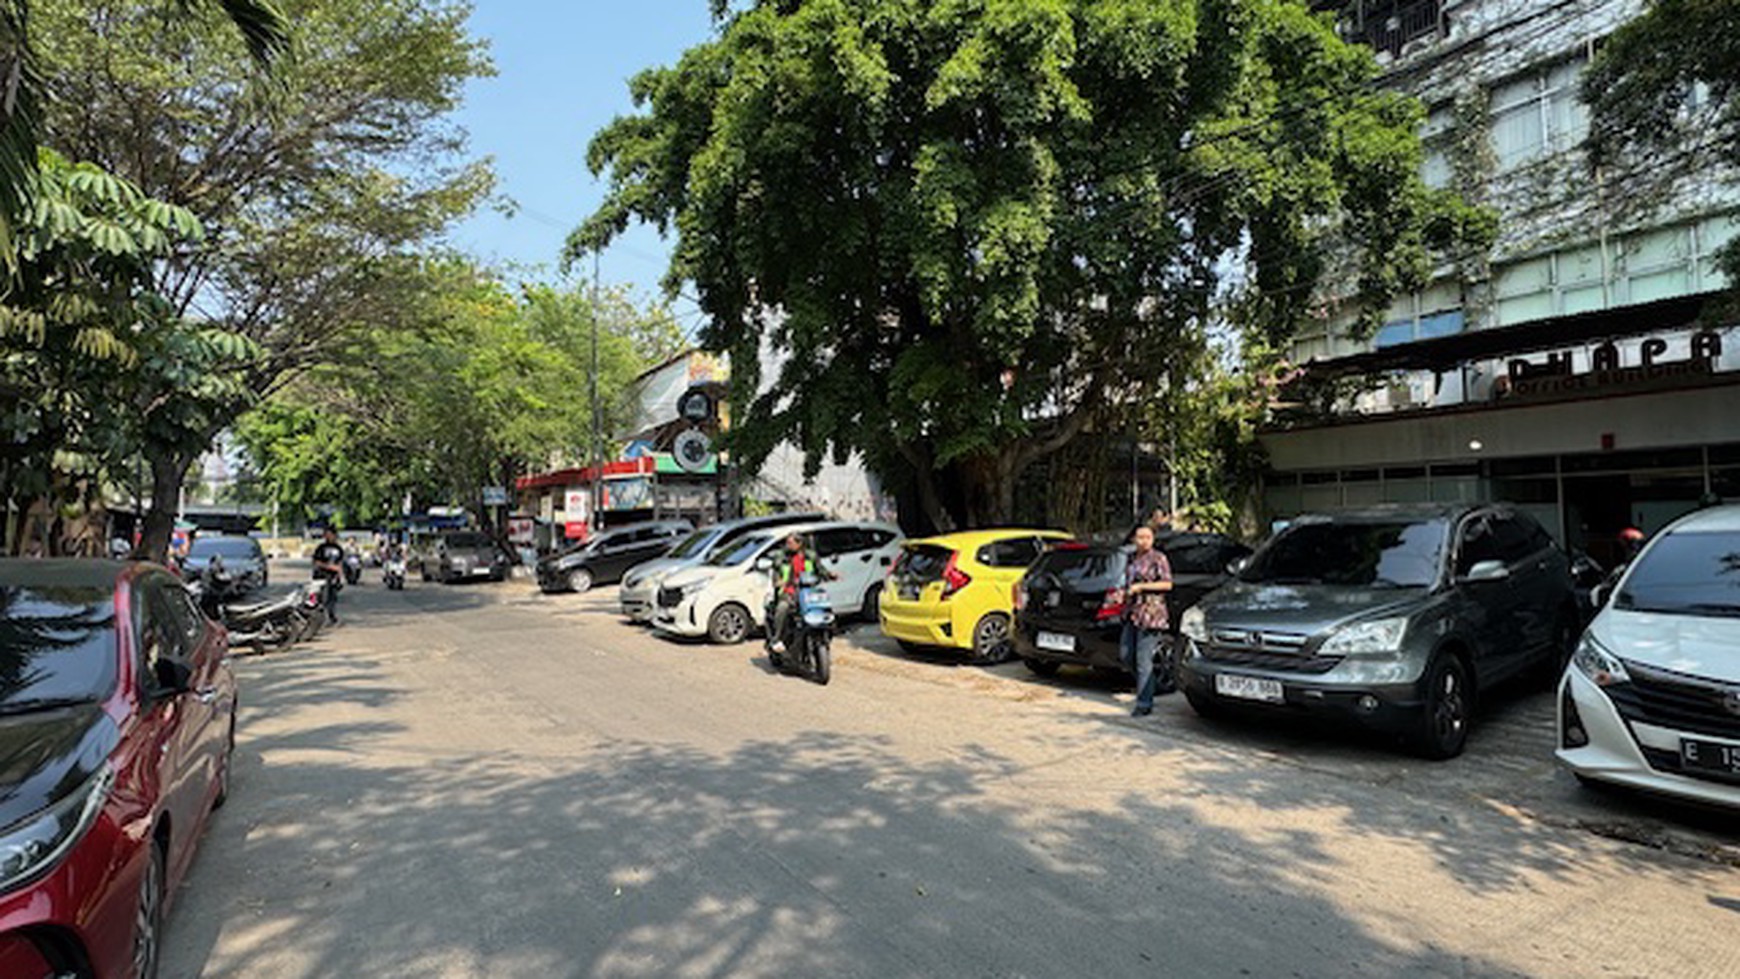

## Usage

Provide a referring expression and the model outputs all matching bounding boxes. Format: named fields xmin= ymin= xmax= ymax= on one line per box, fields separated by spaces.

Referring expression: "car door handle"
xmin=196 ymin=687 xmax=219 ymax=704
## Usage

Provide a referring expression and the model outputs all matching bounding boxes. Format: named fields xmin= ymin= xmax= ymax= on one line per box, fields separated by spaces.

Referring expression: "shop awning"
xmin=1297 ymin=294 xmax=1713 ymax=380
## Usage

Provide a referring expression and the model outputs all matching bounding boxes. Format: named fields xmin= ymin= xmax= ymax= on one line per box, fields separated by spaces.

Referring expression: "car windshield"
xmin=668 ymin=529 xmax=721 ymax=559
xmin=1615 ymin=530 xmax=1740 ymax=617
xmin=0 ymin=585 xmax=119 ymax=712
xmin=1242 ymin=519 xmax=1446 ymax=588
xmin=1028 ymin=547 xmax=1127 ymax=590
xmin=444 ymin=534 xmax=489 ymax=549
xmin=710 ymin=533 xmax=775 ymax=567
xmin=189 ymin=537 xmax=259 ymax=559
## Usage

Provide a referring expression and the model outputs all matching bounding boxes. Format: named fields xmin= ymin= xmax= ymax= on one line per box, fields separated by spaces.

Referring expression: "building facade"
xmin=1263 ymin=0 xmax=1740 ymax=567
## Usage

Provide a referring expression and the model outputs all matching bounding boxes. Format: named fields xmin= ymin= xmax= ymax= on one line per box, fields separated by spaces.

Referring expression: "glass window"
xmin=0 ymin=583 xmax=120 ymax=711
xmin=668 ymin=529 xmax=722 ymax=559
xmin=1245 ymin=520 xmax=1447 ymax=588
xmin=709 ymin=534 xmax=776 ymax=567
xmin=977 ymin=537 xmax=1043 ymax=568
xmin=814 ymin=528 xmax=867 ymax=557
xmin=1615 ymin=530 xmax=1740 ymax=616
xmin=189 ymin=536 xmax=262 ymax=560
xmin=1490 ymin=59 xmax=1587 ymax=170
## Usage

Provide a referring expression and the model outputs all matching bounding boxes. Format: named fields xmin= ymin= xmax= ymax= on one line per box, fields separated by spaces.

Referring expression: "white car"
xmin=619 ymin=513 xmax=825 ymax=623
xmin=653 ymin=521 xmax=903 ymax=643
xmin=1557 ymin=505 xmax=1740 ymax=808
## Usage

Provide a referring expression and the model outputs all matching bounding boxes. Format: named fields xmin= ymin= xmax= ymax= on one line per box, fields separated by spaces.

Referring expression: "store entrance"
xmin=1563 ymin=470 xmax=1705 ymax=569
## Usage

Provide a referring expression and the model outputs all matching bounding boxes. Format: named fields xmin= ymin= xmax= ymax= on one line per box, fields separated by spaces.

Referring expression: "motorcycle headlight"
xmin=1320 ymin=616 xmax=1409 ymax=655
xmin=1571 ymin=634 xmax=1629 ymax=687
xmin=1180 ymin=606 xmax=1208 ymax=642
xmin=0 ymin=764 xmax=114 ymax=893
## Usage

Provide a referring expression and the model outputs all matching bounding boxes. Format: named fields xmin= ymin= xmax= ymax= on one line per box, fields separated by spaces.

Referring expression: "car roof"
xmin=709 ymin=512 xmax=829 ymax=532
xmin=1288 ymin=504 xmax=1472 ymax=524
xmin=0 ymin=558 xmax=145 ymax=590
xmin=905 ymin=528 xmax=1071 ymax=548
xmin=767 ymin=520 xmax=902 ymax=537
xmin=1664 ymin=504 xmax=1740 ymax=534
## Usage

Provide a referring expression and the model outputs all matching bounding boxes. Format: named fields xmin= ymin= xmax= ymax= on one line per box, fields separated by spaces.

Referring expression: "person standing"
xmin=1121 ymin=524 xmax=1174 ymax=717
xmin=311 ymin=528 xmax=346 ymax=625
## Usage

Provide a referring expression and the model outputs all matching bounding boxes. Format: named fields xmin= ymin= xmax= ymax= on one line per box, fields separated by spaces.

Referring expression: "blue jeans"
xmin=1120 ymin=622 xmax=1164 ymax=710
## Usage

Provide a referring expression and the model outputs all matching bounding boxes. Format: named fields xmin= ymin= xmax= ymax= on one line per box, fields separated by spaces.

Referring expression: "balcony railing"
xmin=1333 ymin=0 xmax=1448 ymax=60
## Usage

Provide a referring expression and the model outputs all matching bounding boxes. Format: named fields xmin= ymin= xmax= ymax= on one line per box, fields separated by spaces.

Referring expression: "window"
xmin=866 ymin=530 xmax=899 ymax=548
xmin=1420 ymin=107 xmax=1454 ymax=189
xmin=814 ymin=528 xmax=867 ymax=557
xmin=1456 ymin=517 xmax=1503 ymax=575
xmin=1374 ymin=282 xmax=1465 ymax=348
xmin=977 ymin=537 xmax=1043 ymax=568
xmin=1490 ymin=59 xmax=1588 ymax=170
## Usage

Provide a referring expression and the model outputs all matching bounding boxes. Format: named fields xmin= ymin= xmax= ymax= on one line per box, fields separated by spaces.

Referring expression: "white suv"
xmin=653 ymin=521 xmax=903 ymax=644
xmin=1557 ymin=505 xmax=1740 ymax=808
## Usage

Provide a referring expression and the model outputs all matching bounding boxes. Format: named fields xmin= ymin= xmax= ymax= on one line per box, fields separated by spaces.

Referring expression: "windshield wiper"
xmin=0 ymin=695 xmax=99 ymax=717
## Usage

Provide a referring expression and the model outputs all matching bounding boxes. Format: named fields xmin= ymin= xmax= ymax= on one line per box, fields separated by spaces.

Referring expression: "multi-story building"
xmin=1262 ymin=0 xmax=1740 ymax=566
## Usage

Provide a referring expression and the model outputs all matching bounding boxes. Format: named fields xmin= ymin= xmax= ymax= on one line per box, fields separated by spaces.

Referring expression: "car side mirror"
xmin=754 ymin=557 xmax=774 ymax=572
xmin=153 ymin=658 xmax=194 ymax=696
xmin=1461 ymin=559 xmax=1510 ymax=584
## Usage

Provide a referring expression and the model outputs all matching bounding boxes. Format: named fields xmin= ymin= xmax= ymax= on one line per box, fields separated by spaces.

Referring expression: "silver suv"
xmin=1177 ymin=504 xmax=1578 ymax=759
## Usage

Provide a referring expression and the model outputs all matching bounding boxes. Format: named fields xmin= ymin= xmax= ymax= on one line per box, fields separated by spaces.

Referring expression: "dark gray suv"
xmin=1177 ymin=504 xmax=1578 ymax=759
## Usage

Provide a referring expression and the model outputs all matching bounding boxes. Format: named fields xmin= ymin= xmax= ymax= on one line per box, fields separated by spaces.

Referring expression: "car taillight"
xmin=940 ymin=552 xmax=970 ymax=598
xmin=1013 ymin=582 xmax=1027 ymax=611
xmin=1094 ymin=588 xmax=1124 ymax=622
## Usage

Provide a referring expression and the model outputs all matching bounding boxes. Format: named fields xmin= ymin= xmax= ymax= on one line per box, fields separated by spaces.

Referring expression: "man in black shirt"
xmin=311 ymin=528 xmax=346 ymax=625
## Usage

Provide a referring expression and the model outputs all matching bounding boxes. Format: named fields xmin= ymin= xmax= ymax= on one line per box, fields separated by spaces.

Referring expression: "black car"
xmin=181 ymin=535 xmax=268 ymax=594
xmin=1012 ymin=532 xmax=1252 ymax=678
xmin=537 ymin=519 xmax=693 ymax=594
xmin=423 ymin=531 xmax=511 ymax=584
xmin=1176 ymin=504 xmax=1579 ymax=759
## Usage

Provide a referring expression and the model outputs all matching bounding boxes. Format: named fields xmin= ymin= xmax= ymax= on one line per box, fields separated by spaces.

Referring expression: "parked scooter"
xmin=767 ymin=573 xmax=835 ymax=685
xmin=190 ymin=562 xmax=316 ymax=651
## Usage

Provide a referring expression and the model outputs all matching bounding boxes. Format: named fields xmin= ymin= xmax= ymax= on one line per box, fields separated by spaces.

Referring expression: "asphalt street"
xmin=162 ymin=565 xmax=1740 ymax=978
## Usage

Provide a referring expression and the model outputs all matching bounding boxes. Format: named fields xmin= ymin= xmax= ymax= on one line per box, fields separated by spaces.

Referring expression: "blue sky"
xmin=449 ymin=2 xmax=718 ymax=328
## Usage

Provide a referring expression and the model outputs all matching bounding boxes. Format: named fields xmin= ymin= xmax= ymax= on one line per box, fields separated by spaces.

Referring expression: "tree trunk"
xmin=139 ymin=449 xmax=192 ymax=563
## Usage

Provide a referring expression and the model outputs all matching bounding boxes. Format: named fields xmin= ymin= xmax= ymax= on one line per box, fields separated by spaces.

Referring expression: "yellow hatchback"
xmin=879 ymin=529 xmax=1072 ymax=662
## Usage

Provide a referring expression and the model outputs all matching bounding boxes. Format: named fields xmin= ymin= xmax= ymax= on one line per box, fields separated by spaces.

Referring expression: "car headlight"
xmin=1180 ymin=606 xmax=1208 ymax=642
xmin=0 ymin=764 xmax=114 ymax=893
xmin=1320 ymin=616 xmax=1409 ymax=655
xmin=1571 ymin=634 xmax=1629 ymax=687
xmin=678 ymin=580 xmax=709 ymax=596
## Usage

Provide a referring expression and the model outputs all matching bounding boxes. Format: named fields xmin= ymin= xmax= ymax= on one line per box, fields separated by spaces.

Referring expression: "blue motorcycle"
xmin=769 ymin=573 xmax=834 ymax=685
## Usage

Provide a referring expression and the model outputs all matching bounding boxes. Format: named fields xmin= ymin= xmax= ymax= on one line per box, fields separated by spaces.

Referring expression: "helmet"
xmin=1618 ymin=527 xmax=1645 ymax=543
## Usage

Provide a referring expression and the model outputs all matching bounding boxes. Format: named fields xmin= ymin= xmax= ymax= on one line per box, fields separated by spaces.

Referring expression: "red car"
xmin=0 ymin=559 xmax=237 ymax=979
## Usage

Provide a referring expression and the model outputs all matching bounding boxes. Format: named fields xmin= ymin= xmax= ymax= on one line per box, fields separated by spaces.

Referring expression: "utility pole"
xmin=590 ymin=249 xmax=603 ymax=537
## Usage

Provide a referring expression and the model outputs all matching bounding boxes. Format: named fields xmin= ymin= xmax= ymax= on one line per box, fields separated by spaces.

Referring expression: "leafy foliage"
xmin=576 ymin=0 xmax=1489 ymax=529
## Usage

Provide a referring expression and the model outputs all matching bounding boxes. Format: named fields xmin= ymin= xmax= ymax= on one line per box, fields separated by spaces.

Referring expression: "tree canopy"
xmin=575 ymin=0 xmax=1489 ymax=530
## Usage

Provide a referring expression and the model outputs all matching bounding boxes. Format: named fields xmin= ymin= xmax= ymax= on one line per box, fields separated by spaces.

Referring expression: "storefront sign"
xmin=603 ymin=476 xmax=654 ymax=511
xmin=1504 ymin=329 xmax=1724 ymax=399
xmin=564 ymin=520 xmax=589 ymax=540
xmin=563 ymin=488 xmax=590 ymax=521
xmin=507 ymin=517 xmax=535 ymax=545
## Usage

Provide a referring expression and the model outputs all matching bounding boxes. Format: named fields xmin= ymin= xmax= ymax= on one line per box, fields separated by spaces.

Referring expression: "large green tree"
xmin=32 ymin=0 xmax=491 ymax=557
xmin=574 ymin=0 xmax=1488 ymax=530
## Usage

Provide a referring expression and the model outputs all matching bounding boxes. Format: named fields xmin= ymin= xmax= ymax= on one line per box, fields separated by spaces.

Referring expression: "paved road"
xmin=163 ymin=571 xmax=1740 ymax=978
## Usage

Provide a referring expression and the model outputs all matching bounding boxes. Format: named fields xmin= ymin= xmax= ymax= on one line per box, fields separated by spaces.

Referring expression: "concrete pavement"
xmin=161 ymin=571 xmax=1740 ymax=978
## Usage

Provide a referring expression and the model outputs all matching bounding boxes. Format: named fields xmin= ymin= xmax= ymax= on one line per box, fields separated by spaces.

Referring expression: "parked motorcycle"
xmin=767 ymin=574 xmax=834 ymax=685
xmin=190 ymin=564 xmax=316 ymax=651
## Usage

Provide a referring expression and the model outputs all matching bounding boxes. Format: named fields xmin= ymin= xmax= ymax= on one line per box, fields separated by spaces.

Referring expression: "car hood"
xmin=625 ymin=556 xmax=698 ymax=588
xmin=1594 ymin=608 xmax=1740 ymax=683
xmin=0 ymin=702 xmax=117 ymax=828
xmin=1196 ymin=581 xmax=1428 ymax=637
xmin=661 ymin=566 xmax=729 ymax=592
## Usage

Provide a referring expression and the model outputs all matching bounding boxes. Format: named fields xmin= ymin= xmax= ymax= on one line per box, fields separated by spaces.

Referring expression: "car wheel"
xmin=860 ymin=583 xmax=882 ymax=621
xmin=970 ymin=613 xmax=1013 ymax=664
xmin=707 ymin=603 xmax=751 ymax=644
xmin=1023 ymin=657 xmax=1061 ymax=677
xmin=567 ymin=568 xmax=594 ymax=594
xmin=1412 ymin=654 xmax=1472 ymax=760
xmin=1184 ymin=687 xmax=1227 ymax=720
xmin=213 ymin=716 xmax=236 ymax=810
xmin=133 ymin=839 xmax=167 ymax=979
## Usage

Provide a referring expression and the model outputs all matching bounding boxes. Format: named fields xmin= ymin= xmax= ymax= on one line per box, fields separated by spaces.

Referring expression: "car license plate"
xmin=1680 ymin=738 xmax=1740 ymax=777
xmin=1215 ymin=674 xmax=1284 ymax=703
xmin=1036 ymin=631 xmax=1075 ymax=653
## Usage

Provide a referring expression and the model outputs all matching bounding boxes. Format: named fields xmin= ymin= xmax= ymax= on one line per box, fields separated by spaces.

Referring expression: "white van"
xmin=1557 ymin=504 xmax=1740 ymax=809
xmin=652 ymin=521 xmax=903 ymax=643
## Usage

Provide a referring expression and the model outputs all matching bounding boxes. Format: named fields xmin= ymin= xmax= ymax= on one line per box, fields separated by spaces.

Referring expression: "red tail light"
xmin=1094 ymin=588 xmax=1124 ymax=622
xmin=940 ymin=552 xmax=971 ymax=598
xmin=1012 ymin=582 xmax=1027 ymax=611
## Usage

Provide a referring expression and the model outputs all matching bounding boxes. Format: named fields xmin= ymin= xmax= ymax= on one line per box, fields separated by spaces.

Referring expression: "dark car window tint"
xmin=1457 ymin=518 xmax=1502 ymax=574
xmin=0 ymin=582 xmax=119 ymax=710
xmin=1250 ymin=520 xmax=1446 ymax=588
xmin=162 ymin=583 xmax=206 ymax=646
xmin=867 ymin=529 xmax=897 ymax=548
xmin=1615 ymin=531 xmax=1740 ymax=615
xmin=896 ymin=544 xmax=955 ymax=582
xmin=668 ymin=530 xmax=720 ymax=559
xmin=815 ymin=528 xmax=866 ymax=557
xmin=1163 ymin=536 xmax=1244 ymax=575
xmin=189 ymin=537 xmax=261 ymax=559
xmin=978 ymin=537 xmax=1042 ymax=568
xmin=1488 ymin=515 xmax=1539 ymax=565
xmin=1028 ymin=548 xmax=1128 ymax=589
xmin=711 ymin=534 xmax=775 ymax=566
